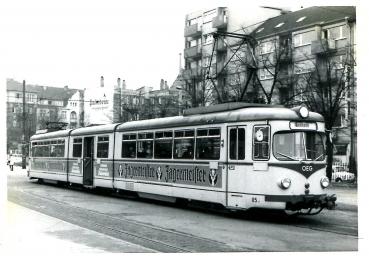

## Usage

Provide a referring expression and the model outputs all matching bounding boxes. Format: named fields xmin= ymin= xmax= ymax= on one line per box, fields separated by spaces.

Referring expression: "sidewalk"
xmin=0 ymin=201 xmax=154 ymax=254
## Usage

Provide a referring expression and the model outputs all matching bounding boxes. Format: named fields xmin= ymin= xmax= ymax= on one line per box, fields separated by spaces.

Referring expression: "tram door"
xmin=83 ymin=136 xmax=94 ymax=186
xmin=227 ymin=126 xmax=246 ymax=207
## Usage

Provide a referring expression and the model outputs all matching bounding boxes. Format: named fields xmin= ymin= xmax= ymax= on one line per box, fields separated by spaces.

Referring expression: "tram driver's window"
xmin=196 ymin=128 xmax=221 ymax=160
xmin=97 ymin=136 xmax=109 ymax=158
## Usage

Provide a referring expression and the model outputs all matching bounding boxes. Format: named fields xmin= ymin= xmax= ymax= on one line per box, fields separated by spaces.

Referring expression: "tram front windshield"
xmin=273 ymin=131 xmax=325 ymax=161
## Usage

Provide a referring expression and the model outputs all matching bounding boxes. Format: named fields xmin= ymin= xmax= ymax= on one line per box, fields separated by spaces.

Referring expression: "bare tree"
xmin=293 ymin=40 xmax=356 ymax=180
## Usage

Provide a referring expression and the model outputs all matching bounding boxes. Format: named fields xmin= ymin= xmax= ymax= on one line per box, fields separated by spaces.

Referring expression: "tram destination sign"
xmin=289 ymin=122 xmax=317 ymax=130
xmin=116 ymin=162 xmax=222 ymax=188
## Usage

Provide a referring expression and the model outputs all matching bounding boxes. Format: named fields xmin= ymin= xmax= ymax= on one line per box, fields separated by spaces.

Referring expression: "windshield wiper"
xmin=276 ymin=152 xmax=300 ymax=161
xmin=314 ymin=154 xmax=324 ymax=161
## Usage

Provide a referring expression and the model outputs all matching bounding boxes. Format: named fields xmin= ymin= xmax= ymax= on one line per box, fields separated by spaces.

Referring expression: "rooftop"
xmin=252 ymin=6 xmax=356 ymax=39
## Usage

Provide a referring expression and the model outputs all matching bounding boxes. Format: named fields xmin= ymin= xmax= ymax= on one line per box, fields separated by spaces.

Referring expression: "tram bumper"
xmin=266 ymin=194 xmax=337 ymax=211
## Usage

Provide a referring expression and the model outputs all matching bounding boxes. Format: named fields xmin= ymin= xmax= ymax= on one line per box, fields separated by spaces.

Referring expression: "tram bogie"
xmin=28 ymin=103 xmax=336 ymax=215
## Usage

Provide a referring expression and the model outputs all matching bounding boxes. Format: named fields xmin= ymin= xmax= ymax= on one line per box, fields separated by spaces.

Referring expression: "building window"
xmin=293 ymin=31 xmax=315 ymax=47
xmin=259 ymin=41 xmax=274 ymax=55
xmin=294 ymin=60 xmax=315 ymax=74
xmin=328 ymin=25 xmax=348 ymax=40
xmin=203 ymin=9 xmax=216 ymax=23
xmin=203 ymin=34 xmax=213 ymax=45
xmin=70 ymin=111 xmax=77 ymax=122
xmin=259 ymin=68 xmax=275 ymax=80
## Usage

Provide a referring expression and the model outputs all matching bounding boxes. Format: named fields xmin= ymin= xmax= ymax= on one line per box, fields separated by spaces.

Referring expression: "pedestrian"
xmin=9 ymin=154 xmax=14 ymax=171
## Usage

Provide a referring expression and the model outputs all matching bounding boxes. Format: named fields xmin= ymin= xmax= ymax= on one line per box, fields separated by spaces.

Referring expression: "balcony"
xmin=184 ymin=45 xmax=202 ymax=59
xmin=184 ymin=23 xmax=202 ymax=38
xmin=212 ymin=14 xmax=227 ymax=29
xmin=183 ymin=68 xmax=204 ymax=80
xmin=311 ymin=39 xmax=336 ymax=55
xmin=216 ymin=38 xmax=227 ymax=52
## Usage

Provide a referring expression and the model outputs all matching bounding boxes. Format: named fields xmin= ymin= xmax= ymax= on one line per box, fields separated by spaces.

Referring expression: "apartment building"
xmin=251 ymin=6 xmax=356 ymax=164
xmin=183 ymin=6 xmax=285 ymax=106
xmin=6 ymin=78 xmax=84 ymax=153
xmin=121 ymin=79 xmax=185 ymax=122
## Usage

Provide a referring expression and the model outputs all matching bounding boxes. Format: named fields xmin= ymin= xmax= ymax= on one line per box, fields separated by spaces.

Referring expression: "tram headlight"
xmin=320 ymin=177 xmax=330 ymax=189
xmin=280 ymin=178 xmax=291 ymax=189
xmin=298 ymin=106 xmax=309 ymax=118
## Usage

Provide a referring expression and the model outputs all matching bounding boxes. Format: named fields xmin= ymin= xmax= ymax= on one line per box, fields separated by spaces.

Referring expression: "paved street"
xmin=3 ymin=167 xmax=358 ymax=252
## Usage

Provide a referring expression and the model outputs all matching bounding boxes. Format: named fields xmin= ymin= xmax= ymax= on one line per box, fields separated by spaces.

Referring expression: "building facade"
xmin=183 ymin=6 xmax=286 ymax=106
xmin=6 ymin=79 xmax=84 ymax=154
xmin=250 ymin=6 xmax=356 ymax=164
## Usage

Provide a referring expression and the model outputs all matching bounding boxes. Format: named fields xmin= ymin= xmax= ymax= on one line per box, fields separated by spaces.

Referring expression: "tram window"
xmin=196 ymin=128 xmax=221 ymax=160
xmin=229 ymin=129 xmax=237 ymax=160
xmin=122 ymin=133 xmax=136 ymax=158
xmin=138 ymin=132 xmax=153 ymax=139
xmin=253 ymin=126 xmax=270 ymax=160
xmin=174 ymin=129 xmax=194 ymax=159
xmin=72 ymin=138 xmax=82 ymax=158
xmin=174 ymin=138 xmax=194 ymax=159
xmin=137 ymin=140 xmax=153 ymax=158
xmin=97 ymin=136 xmax=109 ymax=158
xmin=238 ymin=128 xmax=245 ymax=159
xmin=154 ymin=131 xmax=173 ymax=159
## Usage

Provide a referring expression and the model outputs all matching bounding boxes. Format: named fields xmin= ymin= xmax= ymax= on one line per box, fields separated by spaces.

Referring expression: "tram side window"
xmin=33 ymin=141 xmax=50 ymax=157
xmin=229 ymin=128 xmax=245 ymax=160
xmin=122 ymin=134 xmax=137 ymax=158
xmin=154 ymin=131 xmax=173 ymax=159
xmin=174 ymin=130 xmax=194 ymax=159
xmin=73 ymin=138 xmax=82 ymax=157
xmin=137 ymin=132 xmax=153 ymax=158
xmin=253 ymin=126 xmax=270 ymax=160
xmin=196 ymin=128 xmax=221 ymax=160
xmin=50 ymin=140 xmax=65 ymax=157
xmin=97 ymin=136 xmax=109 ymax=158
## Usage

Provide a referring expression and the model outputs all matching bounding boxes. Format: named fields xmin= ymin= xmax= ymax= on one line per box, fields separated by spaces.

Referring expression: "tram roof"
xmin=30 ymin=129 xmax=72 ymax=141
xmin=70 ymin=123 xmax=119 ymax=136
xmin=116 ymin=103 xmax=324 ymax=132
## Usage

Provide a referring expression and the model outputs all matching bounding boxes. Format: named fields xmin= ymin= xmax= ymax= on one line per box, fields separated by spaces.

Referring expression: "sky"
xmin=0 ymin=0 xmax=306 ymax=91
xmin=0 ymin=0 xmax=362 ymax=91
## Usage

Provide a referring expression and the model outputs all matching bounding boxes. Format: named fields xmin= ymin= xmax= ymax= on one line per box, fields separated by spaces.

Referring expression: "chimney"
xmin=160 ymin=79 xmax=164 ymax=90
xmin=117 ymin=77 xmax=121 ymax=88
xmin=122 ymin=80 xmax=126 ymax=90
xmin=179 ymin=53 xmax=182 ymax=71
xmin=100 ymin=76 xmax=104 ymax=87
xmin=164 ymin=81 xmax=168 ymax=90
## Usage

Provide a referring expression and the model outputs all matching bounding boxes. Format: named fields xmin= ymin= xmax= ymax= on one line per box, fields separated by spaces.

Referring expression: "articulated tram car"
xmin=28 ymin=103 xmax=336 ymax=214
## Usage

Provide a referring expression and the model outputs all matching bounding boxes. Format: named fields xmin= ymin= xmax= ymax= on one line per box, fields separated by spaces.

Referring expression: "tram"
xmin=28 ymin=103 xmax=336 ymax=214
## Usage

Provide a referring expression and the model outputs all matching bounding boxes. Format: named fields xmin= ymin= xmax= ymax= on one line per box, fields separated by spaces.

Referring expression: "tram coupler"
xmin=324 ymin=194 xmax=337 ymax=210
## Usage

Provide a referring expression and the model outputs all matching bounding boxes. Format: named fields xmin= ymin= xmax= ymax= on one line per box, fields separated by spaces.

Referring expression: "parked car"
xmin=332 ymin=165 xmax=355 ymax=182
